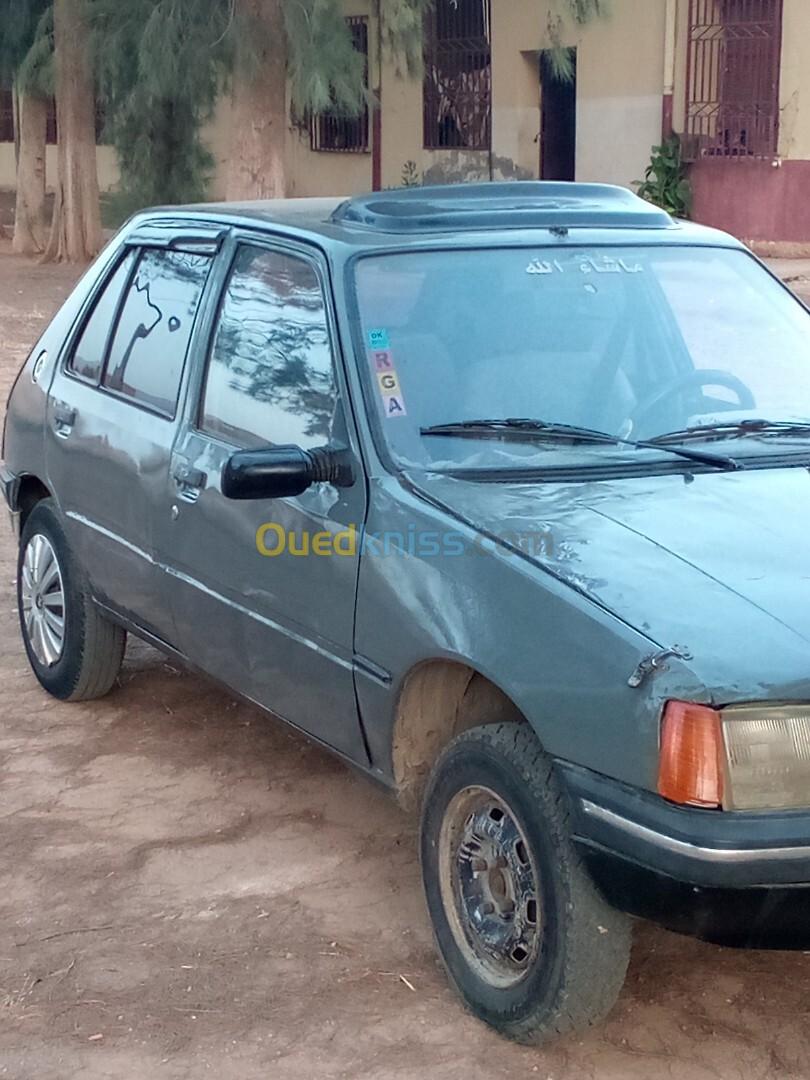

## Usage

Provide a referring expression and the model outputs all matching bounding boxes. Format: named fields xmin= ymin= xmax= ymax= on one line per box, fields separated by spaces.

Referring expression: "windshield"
xmin=353 ymin=245 xmax=810 ymax=473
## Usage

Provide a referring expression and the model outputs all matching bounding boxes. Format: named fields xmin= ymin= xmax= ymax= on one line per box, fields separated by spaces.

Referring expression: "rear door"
xmin=159 ymin=234 xmax=369 ymax=760
xmin=45 ymin=227 xmax=219 ymax=641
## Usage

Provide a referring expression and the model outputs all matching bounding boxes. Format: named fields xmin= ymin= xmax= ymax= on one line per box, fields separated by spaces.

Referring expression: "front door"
xmin=161 ymin=237 xmax=369 ymax=761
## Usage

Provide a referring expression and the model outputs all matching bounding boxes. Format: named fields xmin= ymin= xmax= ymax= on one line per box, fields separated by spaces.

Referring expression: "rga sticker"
xmin=377 ymin=370 xmax=401 ymax=395
xmin=367 ymin=328 xmax=390 ymax=350
xmin=383 ymin=394 xmax=407 ymax=418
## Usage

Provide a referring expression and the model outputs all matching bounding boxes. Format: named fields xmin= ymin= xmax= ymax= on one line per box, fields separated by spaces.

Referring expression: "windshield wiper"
xmin=420 ymin=418 xmax=743 ymax=471
xmin=649 ymin=419 xmax=810 ymax=445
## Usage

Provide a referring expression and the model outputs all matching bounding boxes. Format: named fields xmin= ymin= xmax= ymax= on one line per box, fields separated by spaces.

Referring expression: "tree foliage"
xmin=86 ymin=0 xmax=441 ymax=209
xmin=90 ymin=0 xmax=237 ymax=212
xmin=0 ymin=0 xmax=52 ymax=89
xmin=381 ymin=0 xmax=433 ymax=76
xmin=284 ymin=0 xmax=369 ymax=120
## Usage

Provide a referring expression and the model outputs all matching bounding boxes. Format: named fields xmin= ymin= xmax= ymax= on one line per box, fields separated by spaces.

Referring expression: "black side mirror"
xmin=222 ymin=445 xmax=354 ymax=501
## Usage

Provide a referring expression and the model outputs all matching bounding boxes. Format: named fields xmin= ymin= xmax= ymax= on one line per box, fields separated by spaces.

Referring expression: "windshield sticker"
xmin=372 ymin=349 xmax=395 ymax=371
xmin=579 ymin=256 xmax=643 ymax=275
xmin=526 ymin=258 xmax=565 ymax=275
xmin=526 ymin=255 xmax=644 ymax=276
xmin=383 ymin=394 xmax=407 ymax=418
xmin=374 ymin=364 xmax=407 ymax=418
xmin=368 ymin=328 xmax=390 ymax=350
xmin=377 ymin=370 xmax=401 ymax=396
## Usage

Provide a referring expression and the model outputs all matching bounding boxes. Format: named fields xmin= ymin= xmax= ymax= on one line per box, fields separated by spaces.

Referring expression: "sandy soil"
xmin=1 ymin=242 xmax=809 ymax=1079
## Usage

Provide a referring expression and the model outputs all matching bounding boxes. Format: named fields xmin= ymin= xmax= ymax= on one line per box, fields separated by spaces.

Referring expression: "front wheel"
xmin=17 ymin=499 xmax=126 ymax=701
xmin=420 ymin=723 xmax=632 ymax=1044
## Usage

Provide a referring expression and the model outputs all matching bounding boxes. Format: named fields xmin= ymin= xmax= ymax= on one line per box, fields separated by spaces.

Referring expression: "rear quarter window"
xmin=68 ymin=251 xmax=137 ymax=382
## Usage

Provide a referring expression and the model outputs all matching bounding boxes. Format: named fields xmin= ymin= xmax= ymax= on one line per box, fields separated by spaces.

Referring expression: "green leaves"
xmin=0 ymin=0 xmax=53 ymax=94
xmin=284 ymin=0 xmax=368 ymax=118
xmin=635 ymin=136 xmax=692 ymax=219
xmin=90 ymin=0 xmax=234 ymax=209
xmin=382 ymin=0 xmax=432 ymax=77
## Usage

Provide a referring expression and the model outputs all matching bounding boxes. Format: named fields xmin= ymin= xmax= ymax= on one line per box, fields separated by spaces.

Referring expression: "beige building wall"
xmin=567 ymin=0 xmax=667 ymax=186
xmin=776 ymin=0 xmax=810 ymax=161
xmin=0 ymin=143 xmax=118 ymax=193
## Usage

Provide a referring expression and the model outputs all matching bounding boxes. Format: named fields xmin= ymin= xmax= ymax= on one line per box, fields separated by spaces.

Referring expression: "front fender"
xmin=353 ymin=478 xmax=705 ymax=792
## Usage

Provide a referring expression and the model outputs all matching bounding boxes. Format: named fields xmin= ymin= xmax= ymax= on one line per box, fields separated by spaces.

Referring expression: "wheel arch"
xmin=16 ymin=474 xmax=52 ymax=532
xmin=391 ymin=659 xmax=528 ymax=812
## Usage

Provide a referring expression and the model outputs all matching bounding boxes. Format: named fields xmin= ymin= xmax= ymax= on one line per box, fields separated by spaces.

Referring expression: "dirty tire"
xmin=17 ymin=498 xmax=126 ymax=701
xmin=420 ymin=723 xmax=631 ymax=1044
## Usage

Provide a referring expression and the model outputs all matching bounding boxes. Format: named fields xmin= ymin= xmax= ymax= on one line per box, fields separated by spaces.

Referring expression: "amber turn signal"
xmin=658 ymin=701 xmax=724 ymax=808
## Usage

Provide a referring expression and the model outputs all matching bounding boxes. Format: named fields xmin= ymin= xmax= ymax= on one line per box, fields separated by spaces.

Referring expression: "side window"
xmin=200 ymin=245 xmax=337 ymax=450
xmin=69 ymin=251 xmax=137 ymax=382
xmin=103 ymin=249 xmax=212 ymax=416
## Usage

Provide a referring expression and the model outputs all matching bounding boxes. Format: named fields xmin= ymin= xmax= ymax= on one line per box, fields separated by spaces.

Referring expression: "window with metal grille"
xmin=1 ymin=87 xmax=14 ymax=143
xmin=423 ymin=0 xmax=491 ymax=151
xmin=685 ymin=0 xmax=783 ymax=160
xmin=310 ymin=16 xmax=369 ymax=153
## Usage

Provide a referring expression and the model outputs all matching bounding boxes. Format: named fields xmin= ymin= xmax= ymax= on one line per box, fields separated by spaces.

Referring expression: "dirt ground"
xmin=1 ymin=243 xmax=810 ymax=1080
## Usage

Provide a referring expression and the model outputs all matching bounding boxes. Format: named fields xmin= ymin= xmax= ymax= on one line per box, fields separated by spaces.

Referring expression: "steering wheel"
xmin=630 ymin=368 xmax=756 ymax=437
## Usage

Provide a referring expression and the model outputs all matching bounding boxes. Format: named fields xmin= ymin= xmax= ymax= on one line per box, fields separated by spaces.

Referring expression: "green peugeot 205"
xmin=3 ymin=182 xmax=810 ymax=1044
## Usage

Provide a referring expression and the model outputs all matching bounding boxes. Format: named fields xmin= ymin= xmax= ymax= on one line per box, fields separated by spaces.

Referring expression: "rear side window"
xmin=69 ymin=251 xmax=137 ymax=382
xmin=103 ymin=249 xmax=212 ymax=416
xmin=199 ymin=245 xmax=337 ymax=449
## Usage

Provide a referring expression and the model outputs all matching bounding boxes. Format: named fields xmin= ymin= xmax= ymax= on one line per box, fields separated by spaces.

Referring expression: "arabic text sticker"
xmin=368 ymin=328 xmax=390 ymax=350
xmin=372 ymin=350 xmax=395 ymax=371
xmin=383 ymin=394 xmax=407 ymax=418
xmin=526 ymin=258 xmax=564 ymax=276
xmin=579 ymin=255 xmax=643 ymax=275
xmin=377 ymin=370 xmax=401 ymax=395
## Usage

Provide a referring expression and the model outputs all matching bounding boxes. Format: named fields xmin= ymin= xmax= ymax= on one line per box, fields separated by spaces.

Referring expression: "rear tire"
xmin=17 ymin=499 xmax=126 ymax=701
xmin=420 ymin=722 xmax=631 ymax=1044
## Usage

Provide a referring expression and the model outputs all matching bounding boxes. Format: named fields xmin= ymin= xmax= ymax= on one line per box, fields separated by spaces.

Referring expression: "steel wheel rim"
xmin=438 ymin=785 xmax=542 ymax=989
xmin=20 ymin=534 xmax=66 ymax=668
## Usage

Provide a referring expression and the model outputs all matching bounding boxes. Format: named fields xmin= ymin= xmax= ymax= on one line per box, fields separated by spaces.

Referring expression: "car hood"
xmin=410 ymin=465 xmax=810 ymax=663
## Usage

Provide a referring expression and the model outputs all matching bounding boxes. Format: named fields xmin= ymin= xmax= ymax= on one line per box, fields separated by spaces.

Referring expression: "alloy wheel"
xmin=21 ymin=534 xmax=66 ymax=668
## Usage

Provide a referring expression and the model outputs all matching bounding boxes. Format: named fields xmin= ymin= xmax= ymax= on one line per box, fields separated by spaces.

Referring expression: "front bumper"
xmin=0 ymin=464 xmax=21 ymax=538
xmin=559 ymin=761 xmax=810 ymax=948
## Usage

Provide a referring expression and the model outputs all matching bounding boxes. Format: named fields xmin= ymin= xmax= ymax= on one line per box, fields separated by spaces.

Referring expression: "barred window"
xmin=423 ymin=0 xmax=491 ymax=151
xmin=310 ymin=16 xmax=369 ymax=153
xmin=1 ymin=87 xmax=14 ymax=143
xmin=685 ymin=0 xmax=783 ymax=160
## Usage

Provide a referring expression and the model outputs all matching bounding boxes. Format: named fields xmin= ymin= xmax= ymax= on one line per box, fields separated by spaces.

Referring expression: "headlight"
xmin=659 ymin=700 xmax=810 ymax=811
xmin=721 ymin=704 xmax=810 ymax=811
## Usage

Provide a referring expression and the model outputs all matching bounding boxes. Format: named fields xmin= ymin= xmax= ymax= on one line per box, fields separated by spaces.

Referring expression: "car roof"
xmin=131 ymin=182 xmax=746 ymax=255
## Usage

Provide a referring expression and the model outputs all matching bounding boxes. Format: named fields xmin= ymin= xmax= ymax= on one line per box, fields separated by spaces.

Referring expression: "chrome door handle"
xmin=172 ymin=461 xmax=207 ymax=502
xmin=53 ymin=400 xmax=77 ymax=436
xmin=172 ymin=463 xmax=206 ymax=488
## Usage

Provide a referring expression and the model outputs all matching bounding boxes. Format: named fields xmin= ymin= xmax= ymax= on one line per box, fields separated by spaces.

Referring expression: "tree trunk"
xmin=42 ymin=0 xmax=102 ymax=263
xmin=226 ymin=0 xmax=288 ymax=200
xmin=13 ymin=92 xmax=48 ymax=255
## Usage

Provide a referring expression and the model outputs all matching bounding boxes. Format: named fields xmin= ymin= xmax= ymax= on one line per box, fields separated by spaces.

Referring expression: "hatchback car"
xmin=4 ymin=182 xmax=810 ymax=1044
